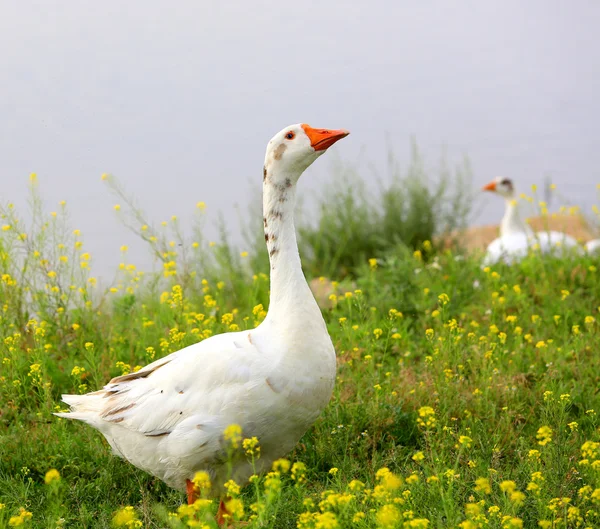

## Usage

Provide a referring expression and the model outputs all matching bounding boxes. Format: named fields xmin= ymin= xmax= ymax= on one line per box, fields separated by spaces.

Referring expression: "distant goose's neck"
xmin=501 ymin=196 xmax=533 ymax=237
xmin=262 ymin=166 xmax=320 ymax=323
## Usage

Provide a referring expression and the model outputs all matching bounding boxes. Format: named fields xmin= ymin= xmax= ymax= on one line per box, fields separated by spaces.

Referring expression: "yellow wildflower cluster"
xmin=224 ymin=424 xmax=242 ymax=449
xmin=417 ymin=406 xmax=436 ymax=430
xmin=112 ymin=506 xmax=142 ymax=527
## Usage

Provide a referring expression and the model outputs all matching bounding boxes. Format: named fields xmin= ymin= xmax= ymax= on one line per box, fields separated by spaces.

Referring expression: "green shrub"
xmin=297 ymin=141 xmax=473 ymax=278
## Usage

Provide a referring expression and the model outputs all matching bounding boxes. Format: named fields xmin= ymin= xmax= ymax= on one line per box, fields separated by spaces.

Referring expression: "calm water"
xmin=1 ymin=1 xmax=599 ymax=275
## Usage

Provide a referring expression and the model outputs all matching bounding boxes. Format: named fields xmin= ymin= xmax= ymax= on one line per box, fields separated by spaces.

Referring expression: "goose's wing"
xmin=533 ymin=231 xmax=582 ymax=255
xmin=585 ymin=239 xmax=600 ymax=254
xmin=61 ymin=331 xmax=266 ymax=438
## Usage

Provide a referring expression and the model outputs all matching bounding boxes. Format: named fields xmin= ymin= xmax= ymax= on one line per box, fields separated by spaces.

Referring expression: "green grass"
xmin=1 ymin=177 xmax=600 ymax=528
xmin=296 ymin=143 xmax=474 ymax=278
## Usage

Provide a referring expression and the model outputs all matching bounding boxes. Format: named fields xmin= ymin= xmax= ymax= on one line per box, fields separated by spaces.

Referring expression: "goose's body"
xmin=59 ymin=326 xmax=333 ymax=492
xmin=482 ymin=177 xmax=581 ymax=265
xmin=586 ymin=239 xmax=600 ymax=254
xmin=56 ymin=124 xmax=349 ymax=510
xmin=482 ymin=232 xmax=531 ymax=266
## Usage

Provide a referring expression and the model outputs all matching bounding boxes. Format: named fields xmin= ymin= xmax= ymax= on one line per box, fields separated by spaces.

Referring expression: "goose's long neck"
xmin=262 ymin=169 xmax=322 ymax=327
xmin=501 ymin=197 xmax=533 ymax=237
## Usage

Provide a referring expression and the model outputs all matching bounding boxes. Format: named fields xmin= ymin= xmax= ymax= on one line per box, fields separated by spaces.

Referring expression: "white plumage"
xmin=56 ymin=124 xmax=349 ymax=507
xmin=586 ymin=238 xmax=600 ymax=254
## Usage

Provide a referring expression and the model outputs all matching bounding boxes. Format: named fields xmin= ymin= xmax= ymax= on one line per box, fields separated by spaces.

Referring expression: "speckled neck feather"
xmin=262 ymin=165 xmax=320 ymax=323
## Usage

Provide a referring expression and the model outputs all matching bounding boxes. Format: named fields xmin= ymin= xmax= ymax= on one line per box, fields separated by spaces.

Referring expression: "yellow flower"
xmin=376 ymin=468 xmax=402 ymax=490
xmin=44 ymin=469 xmax=60 ymax=484
xmin=348 ymin=479 xmax=365 ymax=491
xmin=224 ymin=498 xmax=244 ymax=520
xmin=314 ymin=511 xmax=338 ymax=529
xmin=500 ymin=480 xmax=517 ymax=493
xmin=328 ymin=467 xmax=338 ymax=475
xmin=9 ymin=508 xmax=33 ymax=526
xmin=474 ymin=477 xmax=491 ymax=494
xmin=272 ymin=458 xmax=291 ymax=473
xmin=510 ymin=490 xmax=526 ymax=505
xmin=581 ymin=441 xmax=600 ymax=459
xmin=417 ymin=406 xmax=436 ymax=429
xmin=192 ymin=471 xmax=211 ymax=491
xmin=458 ymin=435 xmax=472 ymax=448
xmin=291 ymin=462 xmax=307 ymax=484
xmin=438 ymin=293 xmax=450 ymax=305
xmin=405 ymin=520 xmax=430 ymax=529
xmin=196 ymin=201 xmax=206 ymax=210
xmin=373 ymin=328 xmax=383 ymax=339
xmin=223 ymin=424 xmax=242 ymax=448
xmin=352 ymin=512 xmax=365 ymax=523
xmin=71 ymin=364 xmax=86 ymax=377
xmin=112 ymin=506 xmax=141 ymax=527
xmin=503 ymin=517 xmax=523 ymax=529
xmin=369 ymin=258 xmax=378 ymax=270
xmin=536 ymin=426 xmax=553 ymax=446
xmin=224 ymin=479 xmax=240 ymax=496
xmin=242 ymin=436 xmax=260 ymax=457
xmin=376 ymin=504 xmax=401 ymax=528
xmin=114 ymin=204 xmax=121 ymax=211
xmin=412 ymin=451 xmax=425 ymax=462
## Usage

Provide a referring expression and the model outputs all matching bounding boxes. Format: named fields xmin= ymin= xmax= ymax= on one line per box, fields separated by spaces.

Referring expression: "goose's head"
xmin=264 ymin=124 xmax=349 ymax=184
xmin=482 ymin=177 xmax=515 ymax=199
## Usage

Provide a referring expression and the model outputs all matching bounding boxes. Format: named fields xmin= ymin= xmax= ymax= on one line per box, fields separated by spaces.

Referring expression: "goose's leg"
xmin=186 ymin=479 xmax=197 ymax=505
xmin=216 ymin=499 xmax=229 ymax=526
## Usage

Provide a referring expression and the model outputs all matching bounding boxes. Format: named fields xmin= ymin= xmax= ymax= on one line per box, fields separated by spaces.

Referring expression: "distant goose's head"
xmin=482 ymin=177 xmax=515 ymax=199
xmin=264 ymin=124 xmax=349 ymax=184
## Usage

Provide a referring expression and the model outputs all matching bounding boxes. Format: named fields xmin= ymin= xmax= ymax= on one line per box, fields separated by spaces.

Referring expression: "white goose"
xmin=482 ymin=177 xmax=580 ymax=266
xmin=56 ymin=123 xmax=349 ymax=523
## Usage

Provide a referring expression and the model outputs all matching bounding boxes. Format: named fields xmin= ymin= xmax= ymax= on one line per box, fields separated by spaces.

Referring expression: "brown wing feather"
xmin=108 ymin=358 xmax=172 ymax=385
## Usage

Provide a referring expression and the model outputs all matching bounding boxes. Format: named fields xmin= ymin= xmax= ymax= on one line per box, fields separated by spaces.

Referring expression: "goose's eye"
xmin=285 ymin=132 xmax=295 ymax=140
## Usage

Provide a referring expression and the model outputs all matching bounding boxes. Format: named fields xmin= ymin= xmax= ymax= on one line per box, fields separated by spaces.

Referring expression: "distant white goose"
xmin=56 ymin=123 xmax=349 ymax=524
xmin=482 ymin=177 xmax=580 ymax=266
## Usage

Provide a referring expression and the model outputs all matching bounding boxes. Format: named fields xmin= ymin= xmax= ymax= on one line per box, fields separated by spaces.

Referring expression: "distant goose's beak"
xmin=482 ymin=181 xmax=497 ymax=192
xmin=302 ymin=125 xmax=350 ymax=151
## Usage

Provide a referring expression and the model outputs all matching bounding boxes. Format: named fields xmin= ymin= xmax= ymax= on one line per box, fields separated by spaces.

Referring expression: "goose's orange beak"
xmin=302 ymin=124 xmax=350 ymax=151
xmin=482 ymin=181 xmax=497 ymax=192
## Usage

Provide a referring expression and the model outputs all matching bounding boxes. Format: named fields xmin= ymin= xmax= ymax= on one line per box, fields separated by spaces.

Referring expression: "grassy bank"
xmin=1 ymin=177 xmax=600 ymax=528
